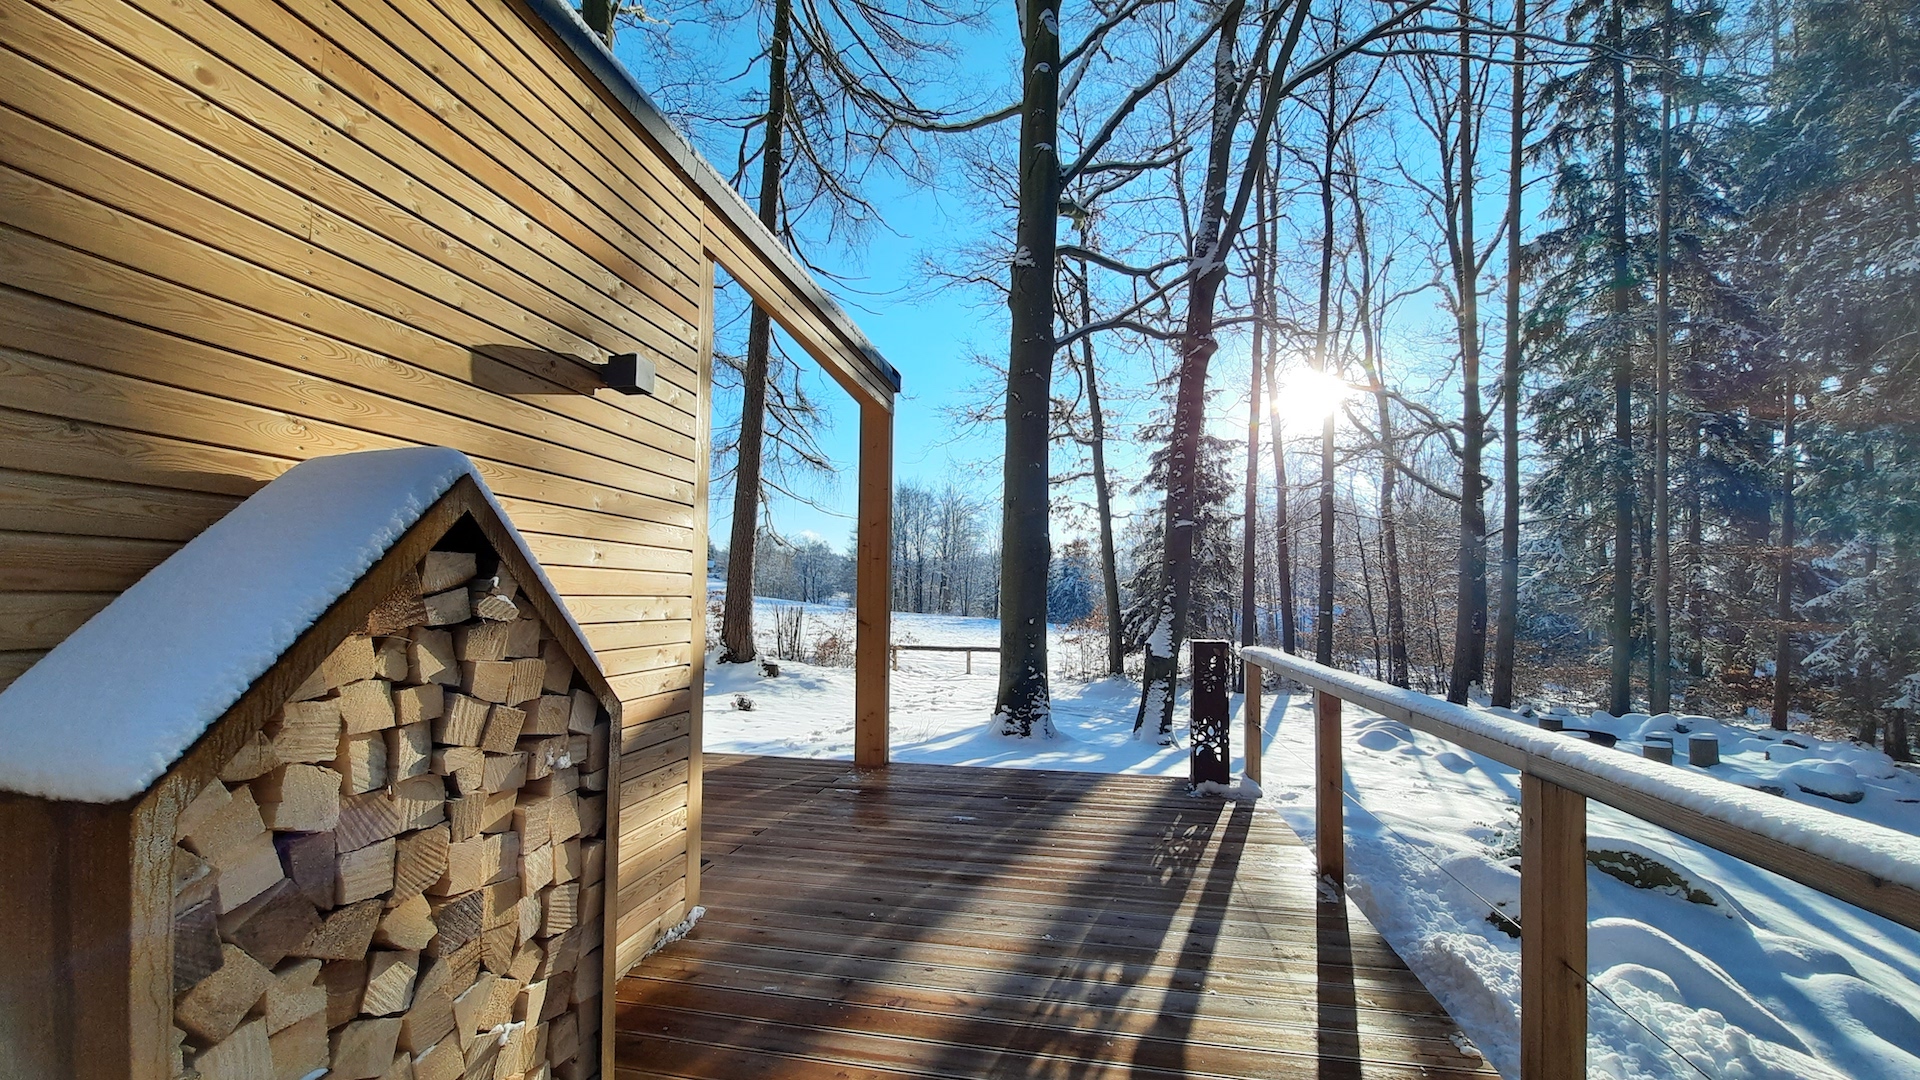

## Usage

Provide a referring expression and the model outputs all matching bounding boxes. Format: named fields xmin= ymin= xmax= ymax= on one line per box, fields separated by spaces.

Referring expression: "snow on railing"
xmin=1240 ymin=645 xmax=1920 ymax=1080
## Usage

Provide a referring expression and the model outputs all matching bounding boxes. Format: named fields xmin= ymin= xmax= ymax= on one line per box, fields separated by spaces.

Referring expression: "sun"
xmin=1268 ymin=365 xmax=1354 ymax=429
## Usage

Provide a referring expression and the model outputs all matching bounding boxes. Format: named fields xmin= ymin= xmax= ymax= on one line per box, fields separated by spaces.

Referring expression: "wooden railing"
xmin=1239 ymin=646 xmax=1920 ymax=1080
xmin=889 ymin=643 xmax=998 ymax=673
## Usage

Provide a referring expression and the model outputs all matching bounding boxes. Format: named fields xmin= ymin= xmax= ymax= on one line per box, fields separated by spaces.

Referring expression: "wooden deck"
xmin=613 ymin=754 xmax=1500 ymax=1079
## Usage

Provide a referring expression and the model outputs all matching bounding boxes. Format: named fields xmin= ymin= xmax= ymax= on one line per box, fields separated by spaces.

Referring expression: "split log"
xmin=266 ymin=1010 xmax=326 ymax=1080
xmin=413 ymin=1039 xmax=465 ymax=1080
xmin=423 ymin=589 xmax=471 ymax=627
xmin=218 ymin=731 xmax=278 ymax=783
xmin=419 ymin=551 xmax=477 ymax=595
xmin=432 ymin=746 xmax=485 ymax=795
xmin=481 ymin=788 xmax=518 ymax=833
xmin=340 ymin=679 xmax=398 ymax=735
xmin=568 ymin=690 xmax=599 ymax=736
xmin=292 ymin=635 xmax=376 ymax=701
xmin=483 ymin=752 xmax=527 ymax=794
xmin=362 ymin=950 xmax=422 ymax=1016
xmin=447 ymin=794 xmax=486 ymax=842
xmin=268 ymin=699 xmax=343 ymax=764
xmin=461 ymin=660 xmax=514 ymax=703
xmin=374 ymin=636 xmax=412 ymax=682
xmin=393 ymin=823 xmax=453 ymax=904
xmin=217 ymin=878 xmax=320 ymax=968
xmin=453 ymin=973 xmax=499 ymax=1050
xmin=174 ymin=846 xmax=217 ymax=913
xmin=338 ymin=732 xmax=389 ymax=797
xmin=507 ymin=941 xmax=542 ymax=984
xmin=192 ymin=1016 xmax=272 ymax=1080
xmin=427 ymin=892 xmax=486 ymax=955
xmin=409 ymin=628 xmax=459 ymax=686
xmin=263 ymin=958 xmax=326 ymax=1033
xmin=434 ymin=832 xmax=520 ymax=895
xmin=377 ymin=893 xmax=440 ymax=951
xmin=552 ymin=839 xmax=581 ymax=885
xmin=514 ymin=798 xmax=552 ymax=851
xmin=542 ymin=641 xmax=575 ymax=694
xmin=434 ymin=694 xmax=489 ymax=746
xmin=366 ymin=570 xmax=429 ymax=636
xmin=508 ymin=658 xmax=547 ymax=706
xmin=330 ymin=1016 xmax=405 ymax=1080
xmin=173 ymin=898 xmax=222 ymax=992
xmin=521 ymin=695 xmax=571 ymax=737
xmin=322 ymin=957 xmax=369 ymax=1027
xmin=481 ymin=918 xmax=520 ymax=974
xmin=520 ymin=844 xmax=554 ymax=895
xmin=455 ymin=622 xmax=511 ymax=663
xmin=277 ymin=830 xmax=337 ymax=910
xmin=175 ymin=943 xmax=274 ymax=1044
xmin=297 ymin=898 xmax=384 ymax=960
xmin=481 ymin=705 xmax=527 ymax=754
xmin=252 ymin=764 xmax=342 ymax=833
xmin=507 ymin=615 xmax=543 ymax=659
xmin=388 ymin=720 xmax=433 ymax=782
xmin=540 ymin=884 xmax=579 ymax=938
xmin=336 ymin=837 xmax=398 ymax=906
xmin=394 ymin=684 xmax=445 ymax=727
xmin=473 ymin=592 xmax=519 ymax=622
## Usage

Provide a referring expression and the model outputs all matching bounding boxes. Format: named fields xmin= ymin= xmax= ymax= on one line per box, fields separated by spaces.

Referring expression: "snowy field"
xmin=705 ymin=599 xmax=1920 ymax=1079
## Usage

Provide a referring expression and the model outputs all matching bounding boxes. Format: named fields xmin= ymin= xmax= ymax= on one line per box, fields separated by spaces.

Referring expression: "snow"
xmin=708 ymin=599 xmax=1920 ymax=1079
xmin=0 ymin=447 xmax=569 ymax=803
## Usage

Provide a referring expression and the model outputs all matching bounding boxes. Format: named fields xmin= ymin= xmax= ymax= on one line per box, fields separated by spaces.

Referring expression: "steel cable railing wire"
xmin=1251 ymin=681 xmax=1717 ymax=1079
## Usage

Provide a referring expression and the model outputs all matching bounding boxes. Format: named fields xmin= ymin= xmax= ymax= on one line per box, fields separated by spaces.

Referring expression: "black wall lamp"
xmin=602 ymin=353 xmax=656 ymax=396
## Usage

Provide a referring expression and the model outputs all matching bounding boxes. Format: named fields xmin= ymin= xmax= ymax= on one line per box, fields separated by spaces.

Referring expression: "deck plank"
xmin=616 ymin=754 xmax=1499 ymax=1079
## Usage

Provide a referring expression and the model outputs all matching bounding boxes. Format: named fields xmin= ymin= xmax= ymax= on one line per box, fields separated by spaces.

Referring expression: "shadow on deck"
xmin=614 ymin=754 xmax=1499 ymax=1079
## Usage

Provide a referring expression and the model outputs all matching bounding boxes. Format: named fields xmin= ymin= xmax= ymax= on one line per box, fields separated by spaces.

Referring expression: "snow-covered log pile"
xmin=168 ymin=549 xmax=609 ymax=1080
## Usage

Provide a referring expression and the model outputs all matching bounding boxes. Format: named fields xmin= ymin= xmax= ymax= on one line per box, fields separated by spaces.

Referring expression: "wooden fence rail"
xmin=888 ymin=644 xmax=998 ymax=674
xmin=1239 ymin=645 xmax=1920 ymax=1080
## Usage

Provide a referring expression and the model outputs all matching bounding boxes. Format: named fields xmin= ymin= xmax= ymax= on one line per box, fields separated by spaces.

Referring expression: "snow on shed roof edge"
xmin=0 ymin=447 xmax=594 ymax=803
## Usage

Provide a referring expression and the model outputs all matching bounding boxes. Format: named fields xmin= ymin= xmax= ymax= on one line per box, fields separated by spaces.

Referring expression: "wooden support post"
xmin=965 ymin=651 xmax=972 ymax=675
xmin=1315 ymin=690 xmax=1343 ymax=887
xmin=854 ymin=400 xmax=893 ymax=768
xmin=1188 ymin=641 xmax=1231 ymax=787
xmin=1521 ymin=771 xmax=1587 ymax=1080
xmin=1242 ymin=659 xmax=1262 ymax=785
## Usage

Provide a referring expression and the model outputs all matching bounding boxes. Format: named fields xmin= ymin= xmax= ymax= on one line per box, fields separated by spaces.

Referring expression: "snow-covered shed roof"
xmin=0 ymin=447 xmax=590 ymax=803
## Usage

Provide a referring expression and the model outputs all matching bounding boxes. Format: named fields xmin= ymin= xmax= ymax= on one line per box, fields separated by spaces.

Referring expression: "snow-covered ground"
xmin=705 ymin=598 xmax=1920 ymax=1079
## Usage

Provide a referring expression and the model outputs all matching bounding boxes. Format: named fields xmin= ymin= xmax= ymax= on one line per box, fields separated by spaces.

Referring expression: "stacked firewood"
xmin=169 ymin=549 xmax=608 ymax=1080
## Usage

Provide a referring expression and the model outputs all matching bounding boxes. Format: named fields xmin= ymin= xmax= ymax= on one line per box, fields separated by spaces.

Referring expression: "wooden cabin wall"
xmin=0 ymin=0 xmax=712 ymax=971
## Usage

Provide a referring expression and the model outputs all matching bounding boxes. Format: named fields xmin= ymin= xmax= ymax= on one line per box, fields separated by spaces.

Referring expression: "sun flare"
xmin=1268 ymin=365 xmax=1354 ymax=428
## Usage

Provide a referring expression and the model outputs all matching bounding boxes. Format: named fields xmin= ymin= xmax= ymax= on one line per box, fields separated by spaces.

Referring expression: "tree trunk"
xmin=1650 ymin=0 xmax=1676 ymax=714
xmin=1606 ymin=0 xmax=1636 ymax=716
xmin=1314 ymin=68 xmax=1340 ymax=669
xmin=581 ymin=0 xmax=614 ymax=42
xmin=1139 ymin=0 xmax=1246 ymax=739
xmin=1266 ymin=354 xmax=1298 ymax=654
xmin=1264 ymin=151 xmax=1298 ymax=655
xmin=1492 ymin=0 xmax=1525 ymax=708
xmin=1077 ymin=250 xmax=1125 ymax=677
xmin=1448 ymin=6 xmax=1488 ymax=705
xmin=1347 ymin=177 xmax=1407 ymax=688
xmin=1241 ymin=258 xmax=1263 ymax=687
xmin=995 ymin=0 xmax=1061 ymax=737
xmin=720 ymin=0 xmax=795 ymax=666
xmin=1686 ymin=410 xmax=1705 ymax=679
xmin=1771 ymin=379 xmax=1795 ymax=730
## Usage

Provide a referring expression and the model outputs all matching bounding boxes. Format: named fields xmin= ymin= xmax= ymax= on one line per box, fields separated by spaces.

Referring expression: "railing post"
xmin=1521 ymin=770 xmax=1587 ymax=1080
xmin=1242 ymin=659 xmax=1262 ymax=786
xmin=1315 ymin=689 xmax=1343 ymax=886
xmin=1189 ymin=641 xmax=1231 ymax=787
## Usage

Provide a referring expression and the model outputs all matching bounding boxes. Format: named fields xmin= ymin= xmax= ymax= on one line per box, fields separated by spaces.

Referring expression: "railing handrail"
xmin=888 ymin=644 xmax=1000 ymax=652
xmin=1242 ymin=645 xmax=1920 ymax=933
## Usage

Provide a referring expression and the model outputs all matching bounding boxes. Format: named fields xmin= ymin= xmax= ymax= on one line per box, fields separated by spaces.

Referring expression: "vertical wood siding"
xmin=0 ymin=0 xmax=727 ymax=970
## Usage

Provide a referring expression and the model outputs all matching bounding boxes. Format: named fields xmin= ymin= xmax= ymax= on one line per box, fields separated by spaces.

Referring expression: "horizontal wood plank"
xmin=615 ymin=756 xmax=1497 ymax=1080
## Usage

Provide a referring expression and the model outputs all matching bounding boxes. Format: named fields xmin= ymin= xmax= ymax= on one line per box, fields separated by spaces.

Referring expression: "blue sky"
xmin=607 ymin=6 xmax=1524 ymax=557
xmin=611 ymin=14 xmax=1026 ymax=551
